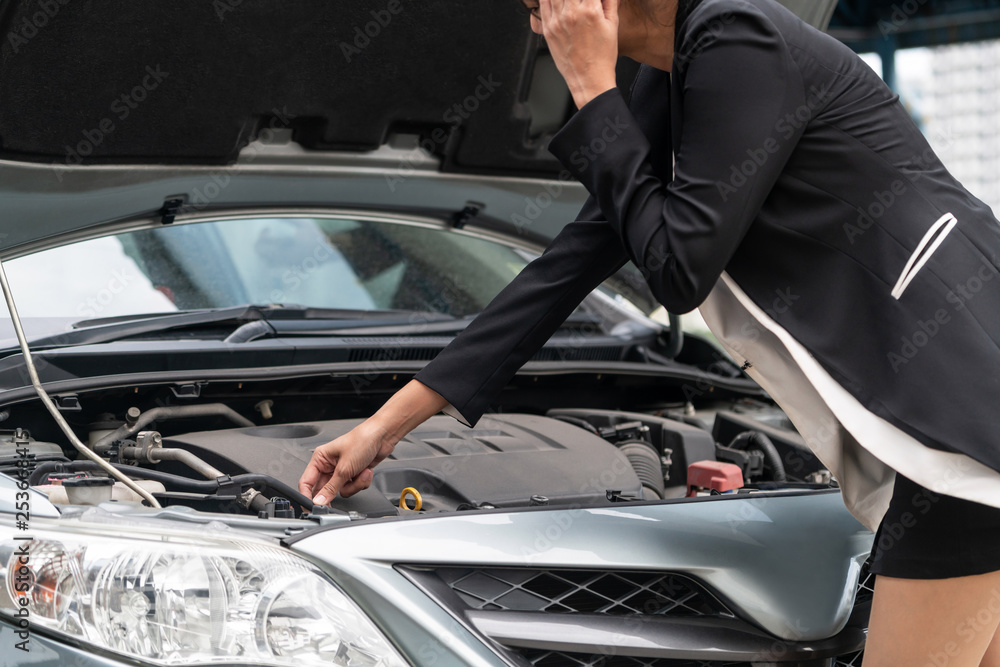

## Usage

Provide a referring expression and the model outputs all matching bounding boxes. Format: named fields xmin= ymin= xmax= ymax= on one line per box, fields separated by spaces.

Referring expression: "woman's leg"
xmin=862 ymin=570 xmax=1000 ymax=667
xmin=979 ymin=624 xmax=1000 ymax=667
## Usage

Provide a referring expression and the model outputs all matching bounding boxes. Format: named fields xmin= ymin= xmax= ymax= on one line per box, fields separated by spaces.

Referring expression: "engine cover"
xmin=162 ymin=413 xmax=643 ymax=515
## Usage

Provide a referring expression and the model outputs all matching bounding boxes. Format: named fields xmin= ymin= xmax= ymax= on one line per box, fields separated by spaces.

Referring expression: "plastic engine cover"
xmin=161 ymin=413 xmax=643 ymax=514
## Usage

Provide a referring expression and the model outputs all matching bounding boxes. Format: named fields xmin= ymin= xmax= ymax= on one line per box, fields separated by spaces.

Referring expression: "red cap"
xmin=686 ymin=461 xmax=744 ymax=497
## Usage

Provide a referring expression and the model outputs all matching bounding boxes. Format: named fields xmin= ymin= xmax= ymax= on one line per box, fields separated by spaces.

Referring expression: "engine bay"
xmin=2 ymin=378 xmax=836 ymax=521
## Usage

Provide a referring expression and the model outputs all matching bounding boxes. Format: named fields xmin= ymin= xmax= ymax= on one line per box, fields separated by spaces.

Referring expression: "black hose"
xmin=552 ymin=415 xmax=601 ymax=436
xmin=28 ymin=461 xmax=76 ymax=486
xmin=28 ymin=460 xmax=315 ymax=511
xmin=1 ymin=456 xmax=70 ymax=478
xmin=617 ymin=439 xmax=665 ymax=499
xmin=728 ymin=431 xmax=787 ymax=482
xmin=665 ymin=313 xmax=685 ymax=359
xmin=31 ymin=459 xmax=213 ymax=490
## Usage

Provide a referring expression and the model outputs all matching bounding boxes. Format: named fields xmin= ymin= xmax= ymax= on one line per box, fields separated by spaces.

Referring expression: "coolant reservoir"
xmin=33 ymin=478 xmax=165 ymax=505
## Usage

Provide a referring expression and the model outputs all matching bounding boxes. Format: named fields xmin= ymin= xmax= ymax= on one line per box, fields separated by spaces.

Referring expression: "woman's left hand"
xmin=538 ymin=0 xmax=620 ymax=109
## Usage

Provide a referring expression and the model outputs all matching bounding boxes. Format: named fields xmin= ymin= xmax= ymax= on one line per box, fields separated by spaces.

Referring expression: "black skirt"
xmin=869 ymin=472 xmax=1000 ymax=579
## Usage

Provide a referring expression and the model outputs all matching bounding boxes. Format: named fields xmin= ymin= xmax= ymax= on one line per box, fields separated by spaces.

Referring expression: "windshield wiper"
xmin=13 ymin=305 xmax=455 ymax=351
xmin=282 ymin=311 xmax=606 ymax=337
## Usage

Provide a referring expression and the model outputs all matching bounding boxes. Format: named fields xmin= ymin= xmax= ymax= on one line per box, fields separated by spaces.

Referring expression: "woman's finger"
xmin=539 ymin=0 xmax=555 ymax=25
xmin=339 ymin=468 xmax=375 ymax=498
xmin=298 ymin=450 xmax=332 ymax=496
xmin=298 ymin=463 xmax=319 ymax=496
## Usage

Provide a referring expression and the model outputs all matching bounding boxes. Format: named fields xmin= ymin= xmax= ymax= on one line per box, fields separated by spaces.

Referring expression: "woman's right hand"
xmin=297 ymin=379 xmax=449 ymax=506
xmin=297 ymin=420 xmax=393 ymax=505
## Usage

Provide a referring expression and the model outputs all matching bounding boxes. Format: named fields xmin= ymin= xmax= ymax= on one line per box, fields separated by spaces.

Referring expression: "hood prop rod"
xmin=0 ymin=260 xmax=162 ymax=508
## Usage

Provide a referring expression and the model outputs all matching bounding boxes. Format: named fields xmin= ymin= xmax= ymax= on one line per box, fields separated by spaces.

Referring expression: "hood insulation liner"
xmin=0 ymin=0 xmax=571 ymax=175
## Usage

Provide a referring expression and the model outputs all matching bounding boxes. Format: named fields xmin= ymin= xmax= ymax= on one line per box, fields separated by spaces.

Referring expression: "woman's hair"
xmin=674 ymin=0 xmax=702 ymax=28
xmin=633 ymin=0 xmax=703 ymax=27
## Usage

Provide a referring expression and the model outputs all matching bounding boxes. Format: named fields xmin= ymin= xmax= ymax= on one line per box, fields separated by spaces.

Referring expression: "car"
xmin=0 ymin=0 xmax=872 ymax=666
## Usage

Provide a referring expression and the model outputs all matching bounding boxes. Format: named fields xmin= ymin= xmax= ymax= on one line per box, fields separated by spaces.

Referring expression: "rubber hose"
xmin=28 ymin=460 xmax=315 ymax=511
xmin=618 ymin=439 xmax=665 ymax=499
xmin=728 ymin=431 xmax=787 ymax=482
xmin=552 ymin=415 xmax=601 ymax=436
xmin=665 ymin=312 xmax=685 ymax=359
xmin=92 ymin=404 xmax=254 ymax=454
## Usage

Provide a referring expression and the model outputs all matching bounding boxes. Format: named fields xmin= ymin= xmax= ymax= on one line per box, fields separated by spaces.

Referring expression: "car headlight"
xmin=0 ymin=523 xmax=407 ymax=666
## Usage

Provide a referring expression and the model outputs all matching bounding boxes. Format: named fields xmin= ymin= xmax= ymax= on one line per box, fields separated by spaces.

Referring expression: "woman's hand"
xmin=297 ymin=379 xmax=449 ymax=505
xmin=297 ymin=420 xmax=393 ymax=505
xmin=538 ymin=0 xmax=620 ymax=109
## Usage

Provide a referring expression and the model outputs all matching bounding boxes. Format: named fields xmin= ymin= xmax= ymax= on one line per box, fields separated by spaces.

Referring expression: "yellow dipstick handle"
xmin=399 ymin=487 xmax=423 ymax=511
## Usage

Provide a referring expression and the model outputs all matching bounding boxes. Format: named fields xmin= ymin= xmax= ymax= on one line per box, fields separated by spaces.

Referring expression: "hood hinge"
xmin=450 ymin=201 xmax=484 ymax=229
xmin=159 ymin=196 xmax=187 ymax=225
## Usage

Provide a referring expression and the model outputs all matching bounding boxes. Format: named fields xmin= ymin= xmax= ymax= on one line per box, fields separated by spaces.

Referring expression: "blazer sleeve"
xmin=413 ymin=195 xmax=629 ymax=426
xmin=547 ymin=3 xmax=808 ymax=314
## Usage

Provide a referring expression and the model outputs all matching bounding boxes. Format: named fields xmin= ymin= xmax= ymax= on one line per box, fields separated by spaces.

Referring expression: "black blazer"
xmin=415 ymin=0 xmax=1000 ymax=510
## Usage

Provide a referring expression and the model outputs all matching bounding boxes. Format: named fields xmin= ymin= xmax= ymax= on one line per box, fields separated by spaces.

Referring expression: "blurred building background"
xmin=891 ymin=41 xmax=1000 ymax=216
xmin=830 ymin=0 xmax=1000 ymax=214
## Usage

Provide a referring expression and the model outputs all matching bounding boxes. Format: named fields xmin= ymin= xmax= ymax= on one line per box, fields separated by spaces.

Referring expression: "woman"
xmin=300 ymin=0 xmax=1000 ymax=663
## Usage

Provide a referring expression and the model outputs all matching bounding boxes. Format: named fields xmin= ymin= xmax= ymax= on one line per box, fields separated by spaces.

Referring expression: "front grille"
xmin=435 ymin=567 xmax=732 ymax=616
xmin=836 ymin=651 xmax=865 ymax=667
xmin=522 ymin=649 xmax=867 ymax=666
xmin=520 ymin=650 xmax=749 ymax=667
xmin=418 ymin=564 xmax=870 ymax=666
xmin=833 ymin=564 xmax=874 ymax=667
xmin=854 ymin=568 xmax=875 ymax=606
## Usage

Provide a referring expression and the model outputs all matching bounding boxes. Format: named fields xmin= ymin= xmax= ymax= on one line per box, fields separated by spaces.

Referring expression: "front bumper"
xmin=287 ymin=489 xmax=873 ymax=666
xmin=0 ymin=489 xmax=872 ymax=667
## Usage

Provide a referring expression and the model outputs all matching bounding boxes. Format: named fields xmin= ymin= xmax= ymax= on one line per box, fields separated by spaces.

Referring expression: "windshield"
xmin=4 ymin=216 xmax=535 ymax=323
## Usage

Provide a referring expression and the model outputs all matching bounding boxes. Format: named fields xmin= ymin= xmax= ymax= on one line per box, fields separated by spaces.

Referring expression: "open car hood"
xmin=1 ymin=1 xmax=563 ymax=174
xmin=0 ymin=0 xmax=837 ymax=255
